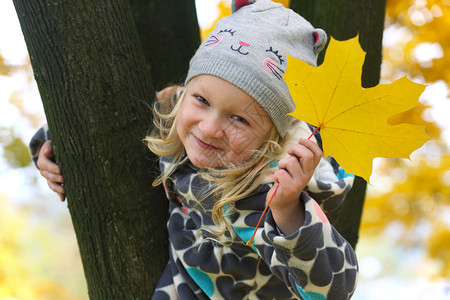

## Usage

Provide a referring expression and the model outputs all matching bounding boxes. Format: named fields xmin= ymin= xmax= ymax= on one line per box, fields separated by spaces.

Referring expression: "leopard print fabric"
xmin=153 ymin=122 xmax=358 ymax=300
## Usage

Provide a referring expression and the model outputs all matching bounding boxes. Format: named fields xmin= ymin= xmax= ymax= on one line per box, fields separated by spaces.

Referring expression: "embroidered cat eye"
xmin=218 ymin=29 xmax=236 ymax=36
xmin=266 ymin=47 xmax=285 ymax=65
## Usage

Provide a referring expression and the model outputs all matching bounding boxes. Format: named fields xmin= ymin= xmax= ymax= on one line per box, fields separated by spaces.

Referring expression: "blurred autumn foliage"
xmin=0 ymin=55 xmax=42 ymax=169
xmin=0 ymin=55 xmax=13 ymax=76
xmin=0 ymin=194 xmax=86 ymax=299
xmin=362 ymin=0 xmax=450 ymax=279
xmin=383 ymin=0 xmax=449 ymax=84
xmin=362 ymin=153 xmax=450 ymax=278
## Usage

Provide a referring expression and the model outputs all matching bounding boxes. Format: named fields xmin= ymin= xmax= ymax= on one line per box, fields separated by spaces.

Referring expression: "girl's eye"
xmin=196 ymin=96 xmax=209 ymax=106
xmin=232 ymin=115 xmax=249 ymax=124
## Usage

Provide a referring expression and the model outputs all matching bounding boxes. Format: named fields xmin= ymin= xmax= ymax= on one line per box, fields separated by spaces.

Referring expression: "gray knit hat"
xmin=185 ymin=0 xmax=327 ymax=137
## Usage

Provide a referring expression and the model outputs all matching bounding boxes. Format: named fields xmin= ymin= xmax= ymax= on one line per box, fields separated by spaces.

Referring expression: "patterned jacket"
xmin=29 ymin=120 xmax=358 ymax=299
xmin=153 ymin=120 xmax=358 ymax=299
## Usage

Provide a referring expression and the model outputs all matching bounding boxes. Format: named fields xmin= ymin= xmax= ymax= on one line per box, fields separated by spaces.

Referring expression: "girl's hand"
xmin=268 ymin=138 xmax=322 ymax=235
xmin=36 ymin=140 xmax=66 ymax=202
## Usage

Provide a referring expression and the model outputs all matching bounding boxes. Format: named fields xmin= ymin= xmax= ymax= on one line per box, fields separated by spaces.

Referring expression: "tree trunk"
xmin=290 ymin=0 xmax=386 ymax=248
xmin=129 ymin=0 xmax=201 ymax=90
xmin=12 ymin=0 xmax=200 ymax=297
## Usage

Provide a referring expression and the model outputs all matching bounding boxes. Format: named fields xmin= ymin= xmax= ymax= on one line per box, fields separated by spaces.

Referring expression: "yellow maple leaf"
xmin=284 ymin=36 xmax=430 ymax=182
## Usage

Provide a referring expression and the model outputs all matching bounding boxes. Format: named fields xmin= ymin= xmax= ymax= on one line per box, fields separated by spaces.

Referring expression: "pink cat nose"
xmin=239 ymin=41 xmax=250 ymax=47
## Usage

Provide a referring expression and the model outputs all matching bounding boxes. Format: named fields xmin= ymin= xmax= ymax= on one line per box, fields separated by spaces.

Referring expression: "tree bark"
xmin=12 ymin=0 xmax=184 ymax=297
xmin=129 ymin=0 xmax=201 ymax=90
xmin=290 ymin=0 xmax=386 ymax=248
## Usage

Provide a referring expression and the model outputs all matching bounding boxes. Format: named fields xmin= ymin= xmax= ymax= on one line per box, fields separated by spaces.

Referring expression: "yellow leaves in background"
xmin=364 ymin=0 xmax=450 ymax=280
xmin=0 ymin=127 xmax=31 ymax=168
xmin=285 ymin=36 xmax=429 ymax=182
xmin=361 ymin=154 xmax=450 ymax=277
xmin=0 ymin=55 xmax=13 ymax=76
xmin=8 ymin=90 xmax=44 ymax=128
xmin=426 ymin=223 xmax=450 ymax=278
xmin=200 ymin=1 xmax=230 ymax=40
xmin=0 ymin=194 xmax=86 ymax=300
xmin=272 ymin=0 xmax=290 ymax=7
xmin=384 ymin=0 xmax=450 ymax=84
xmin=0 ymin=196 xmax=63 ymax=299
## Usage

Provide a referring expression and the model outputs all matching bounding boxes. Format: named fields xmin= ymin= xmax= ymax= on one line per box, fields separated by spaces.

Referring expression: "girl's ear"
xmin=231 ymin=0 xmax=257 ymax=13
xmin=312 ymin=29 xmax=327 ymax=56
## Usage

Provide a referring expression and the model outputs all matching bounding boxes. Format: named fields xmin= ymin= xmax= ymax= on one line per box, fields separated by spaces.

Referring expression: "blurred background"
xmin=0 ymin=0 xmax=449 ymax=299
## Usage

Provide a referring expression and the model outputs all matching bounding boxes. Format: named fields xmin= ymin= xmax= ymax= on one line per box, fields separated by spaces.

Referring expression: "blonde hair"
xmin=144 ymin=85 xmax=286 ymax=243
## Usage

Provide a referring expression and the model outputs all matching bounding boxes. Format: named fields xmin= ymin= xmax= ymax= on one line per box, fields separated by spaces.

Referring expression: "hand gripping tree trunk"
xmin=290 ymin=0 xmax=386 ymax=248
xmin=12 ymin=0 xmax=183 ymax=297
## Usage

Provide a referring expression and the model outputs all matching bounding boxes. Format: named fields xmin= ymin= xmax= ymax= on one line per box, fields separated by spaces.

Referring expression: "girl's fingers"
xmin=47 ymin=178 xmax=66 ymax=202
xmin=41 ymin=141 xmax=53 ymax=155
xmin=271 ymin=138 xmax=323 ymax=211
xmin=57 ymin=193 xmax=66 ymax=202
xmin=271 ymin=169 xmax=296 ymax=206
xmin=288 ymin=138 xmax=322 ymax=158
xmin=281 ymin=147 xmax=314 ymax=179
xmin=37 ymin=140 xmax=66 ymax=202
xmin=298 ymin=138 xmax=322 ymax=163
xmin=274 ymin=168 xmax=294 ymax=186
xmin=277 ymin=155 xmax=303 ymax=182
xmin=40 ymin=169 xmax=64 ymax=184
xmin=37 ymin=142 xmax=62 ymax=175
xmin=287 ymin=139 xmax=322 ymax=176
xmin=40 ymin=140 xmax=55 ymax=160
xmin=46 ymin=161 xmax=62 ymax=175
xmin=48 ymin=180 xmax=66 ymax=195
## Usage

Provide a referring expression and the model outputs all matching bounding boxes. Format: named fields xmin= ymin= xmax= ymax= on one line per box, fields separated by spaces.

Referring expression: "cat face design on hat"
xmin=185 ymin=0 xmax=327 ymax=137
xmin=204 ymin=27 xmax=286 ymax=80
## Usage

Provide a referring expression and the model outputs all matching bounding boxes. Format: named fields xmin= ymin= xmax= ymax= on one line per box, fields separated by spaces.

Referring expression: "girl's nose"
xmin=199 ymin=115 xmax=224 ymax=139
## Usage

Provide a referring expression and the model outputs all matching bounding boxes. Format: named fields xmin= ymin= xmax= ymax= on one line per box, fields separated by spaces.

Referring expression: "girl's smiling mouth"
xmin=193 ymin=134 xmax=221 ymax=150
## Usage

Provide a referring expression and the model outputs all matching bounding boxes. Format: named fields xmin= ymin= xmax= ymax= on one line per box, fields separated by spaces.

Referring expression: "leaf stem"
xmin=246 ymin=183 xmax=279 ymax=246
xmin=308 ymin=125 xmax=321 ymax=140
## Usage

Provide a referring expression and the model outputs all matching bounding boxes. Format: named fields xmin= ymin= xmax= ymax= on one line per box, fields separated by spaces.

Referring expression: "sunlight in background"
xmin=1 ymin=0 xmax=449 ymax=299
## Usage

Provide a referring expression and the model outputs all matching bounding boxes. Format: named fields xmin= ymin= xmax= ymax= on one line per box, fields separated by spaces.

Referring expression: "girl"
xmin=32 ymin=0 xmax=358 ymax=298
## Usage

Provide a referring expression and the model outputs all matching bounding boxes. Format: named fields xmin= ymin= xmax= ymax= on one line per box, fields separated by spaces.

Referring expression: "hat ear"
xmin=231 ymin=0 xmax=257 ymax=13
xmin=312 ymin=29 xmax=327 ymax=56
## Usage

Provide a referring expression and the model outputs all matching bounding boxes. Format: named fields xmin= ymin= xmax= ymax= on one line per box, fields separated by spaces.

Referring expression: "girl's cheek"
xmin=175 ymin=117 xmax=185 ymax=139
xmin=234 ymin=141 xmax=256 ymax=163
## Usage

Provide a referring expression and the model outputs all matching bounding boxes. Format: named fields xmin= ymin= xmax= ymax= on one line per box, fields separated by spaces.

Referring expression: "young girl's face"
xmin=177 ymin=75 xmax=273 ymax=168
